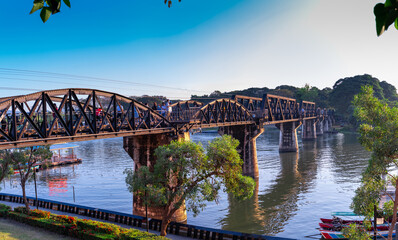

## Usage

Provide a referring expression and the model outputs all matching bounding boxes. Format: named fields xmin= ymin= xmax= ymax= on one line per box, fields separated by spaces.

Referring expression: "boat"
xmin=320 ymin=230 xmax=395 ymax=239
xmin=319 ymin=222 xmax=389 ymax=231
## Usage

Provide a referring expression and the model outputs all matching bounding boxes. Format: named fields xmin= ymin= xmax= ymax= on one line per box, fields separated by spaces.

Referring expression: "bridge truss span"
xmin=0 ymin=89 xmax=331 ymax=149
xmin=0 ymin=89 xmax=174 ymax=149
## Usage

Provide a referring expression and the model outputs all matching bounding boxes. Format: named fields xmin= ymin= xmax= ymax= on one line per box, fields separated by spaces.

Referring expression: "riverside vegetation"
xmin=0 ymin=204 xmax=167 ymax=240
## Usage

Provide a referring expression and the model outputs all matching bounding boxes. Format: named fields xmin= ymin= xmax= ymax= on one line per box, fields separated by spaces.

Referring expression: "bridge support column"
xmin=316 ymin=120 xmax=323 ymax=136
xmin=218 ymin=124 xmax=264 ymax=180
xmin=276 ymin=121 xmax=301 ymax=152
xmin=123 ymin=132 xmax=189 ymax=223
xmin=302 ymin=119 xmax=316 ymax=140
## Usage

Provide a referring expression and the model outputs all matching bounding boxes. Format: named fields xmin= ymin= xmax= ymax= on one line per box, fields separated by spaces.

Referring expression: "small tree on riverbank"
xmin=124 ymin=135 xmax=256 ymax=236
xmin=0 ymin=150 xmax=14 ymax=184
xmin=350 ymin=86 xmax=398 ymax=240
xmin=11 ymin=146 xmax=52 ymax=211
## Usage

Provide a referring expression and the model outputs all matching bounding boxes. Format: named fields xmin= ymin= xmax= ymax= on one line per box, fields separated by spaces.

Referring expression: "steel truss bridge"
xmin=0 ymin=88 xmax=326 ymax=149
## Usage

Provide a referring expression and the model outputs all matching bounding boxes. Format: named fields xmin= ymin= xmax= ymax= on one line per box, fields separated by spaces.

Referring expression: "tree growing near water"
xmin=350 ymin=86 xmax=398 ymax=240
xmin=124 ymin=135 xmax=256 ymax=236
xmin=10 ymin=146 xmax=52 ymax=211
xmin=0 ymin=150 xmax=14 ymax=185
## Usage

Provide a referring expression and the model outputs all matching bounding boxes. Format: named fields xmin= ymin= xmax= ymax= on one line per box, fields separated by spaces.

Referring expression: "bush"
xmin=0 ymin=204 xmax=11 ymax=217
xmin=14 ymin=206 xmax=29 ymax=214
xmin=53 ymin=214 xmax=77 ymax=225
xmin=7 ymin=208 xmax=168 ymax=240
xmin=119 ymin=229 xmax=167 ymax=240
xmin=0 ymin=204 xmax=11 ymax=211
xmin=30 ymin=209 xmax=51 ymax=219
xmin=77 ymin=219 xmax=120 ymax=235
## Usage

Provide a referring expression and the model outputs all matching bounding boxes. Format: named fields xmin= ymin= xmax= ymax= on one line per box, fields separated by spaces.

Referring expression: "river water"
xmin=0 ymin=127 xmax=371 ymax=239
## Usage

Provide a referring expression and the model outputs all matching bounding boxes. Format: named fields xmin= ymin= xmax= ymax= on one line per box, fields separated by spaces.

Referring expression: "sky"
xmin=0 ymin=0 xmax=395 ymax=99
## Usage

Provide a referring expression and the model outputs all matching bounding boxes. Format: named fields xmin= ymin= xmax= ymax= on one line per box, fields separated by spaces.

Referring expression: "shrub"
xmin=14 ymin=206 xmax=29 ymax=214
xmin=7 ymin=207 xmax=169 ymax=240
xmin=53 ymin=214 xmax=77 ymax=225
xmin=0 ymin=204 xmax=11 ymax=217
xmin=77 ymin=219 xmax=120 ymax=235
xmin=30 ymin=209 xmax=51 ymax=219
xmin=0 ymin=204 xmax=11 ymax=211
xmin=119 ymin=229 xmax=165 ymax=240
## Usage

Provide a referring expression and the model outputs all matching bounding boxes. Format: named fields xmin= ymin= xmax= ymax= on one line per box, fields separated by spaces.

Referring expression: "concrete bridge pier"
xmin=276 ymin=121 xmax=301 ymax=152
xmin=302 ymin=119 xmax=317 ymax=141
xmin=316 ymin=120 xmax=324 ymax=136
xmin=218 ymin=124 xmax=264 ymax=180
xmin=123 ymin=132 xmax=189 ymax=223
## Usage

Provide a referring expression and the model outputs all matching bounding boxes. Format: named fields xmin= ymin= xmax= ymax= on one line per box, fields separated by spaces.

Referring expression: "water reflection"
xmin=219 ymin=133 xmax=319 ymax=235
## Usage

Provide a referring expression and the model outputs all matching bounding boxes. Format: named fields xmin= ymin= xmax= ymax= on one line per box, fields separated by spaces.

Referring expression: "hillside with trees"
xmin=191 ymin=74 xmax=398 ymax=128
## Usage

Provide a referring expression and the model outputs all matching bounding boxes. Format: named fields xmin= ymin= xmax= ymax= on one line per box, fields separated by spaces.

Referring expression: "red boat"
xmin=319 ymin=222 xmax=389 ymax=231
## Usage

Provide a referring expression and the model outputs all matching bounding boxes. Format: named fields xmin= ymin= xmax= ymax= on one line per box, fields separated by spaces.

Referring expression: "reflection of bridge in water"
xmin=0 ymin=88 xmax=333 ymax=222
xmin=223 ymin=139 xmax=319 ymax=236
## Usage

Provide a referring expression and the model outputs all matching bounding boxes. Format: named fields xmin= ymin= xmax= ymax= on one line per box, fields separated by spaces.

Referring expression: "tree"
xmin=30 ymin=0 xmax=71 ymax=23
xmin=352 ymin=85 xmax=398 ymax=240
xmin=374 ymin=0 xmax=398 ymax=36
xmin=11 ymin=146 xmax=53 ymax=211
xmin=124 ymin=135 xmax=256 ymax=236
xmin=295 ymin=84 xmax=319 ymax=103
xmin=0 ymin=150 xmax=14 ymax=184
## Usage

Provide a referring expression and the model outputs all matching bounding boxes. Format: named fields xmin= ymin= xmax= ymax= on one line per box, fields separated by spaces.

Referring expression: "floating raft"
xmin=37 ymin=143 xmax=82 ymax=171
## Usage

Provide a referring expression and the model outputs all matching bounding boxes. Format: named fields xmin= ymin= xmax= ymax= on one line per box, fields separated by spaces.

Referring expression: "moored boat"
xmin=320 ymin=230 xmax=395 ymax=239
xmin=319 ymin=222 xmax=389 ymax=231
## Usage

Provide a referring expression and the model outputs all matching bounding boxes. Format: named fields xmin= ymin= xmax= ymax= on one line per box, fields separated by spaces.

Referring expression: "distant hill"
xmin=191 ymin=74 xmax=398 ymax=125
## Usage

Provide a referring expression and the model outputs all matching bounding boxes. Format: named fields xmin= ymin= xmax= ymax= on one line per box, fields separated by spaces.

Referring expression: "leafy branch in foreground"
xmin=30 ymin=0 xmax=71 ymax=23
xmin=374 ymin=0 xmax=398 ymax=36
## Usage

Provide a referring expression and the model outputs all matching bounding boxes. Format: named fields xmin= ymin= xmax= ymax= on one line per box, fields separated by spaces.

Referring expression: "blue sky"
xmin=0 ymin=0 xmax=395 ymax=99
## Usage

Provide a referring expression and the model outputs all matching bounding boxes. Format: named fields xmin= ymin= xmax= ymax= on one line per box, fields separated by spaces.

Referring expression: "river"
xmin=0 ymin=127 xmax=371 ymax=239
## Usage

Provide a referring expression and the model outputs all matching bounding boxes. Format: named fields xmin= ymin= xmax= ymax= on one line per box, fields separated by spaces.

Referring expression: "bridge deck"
xmin=0 ymin=89 xmax=329 ymax=149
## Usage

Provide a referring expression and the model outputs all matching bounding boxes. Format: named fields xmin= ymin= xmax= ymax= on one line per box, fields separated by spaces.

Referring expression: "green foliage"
xmin=119 ymin=229 xmax=165 ymax=240
xmin=374 ymin=0 xmax=398 ymax=36
xmin=14 ymin=206 xmax=29 ymax=214
xmin=0 ymin=150 xmax=13 ymax=187
xmin=76 ymin=219 xmax=120 ymax=235
xmin=125 ymin=135 xmax=255 ymax=235
xmin=296 ymin=84 xmax=319 ymax=102
xmin=341 ymin=223 xmax=372 ymax=240
xmin=5 ymin=208 xmax=168 ymax=240
xmin=0 ymin=203 xmax=11 ymax=217
xmin=30 ymin=209 xmax=51 ymax=218
xmin=330 ymin=74 xmax=398 ymax=125
xmin=10 ymin=146 xmax=53 ymax=211
xmin=352 ymin=85 xmax=398 ymax=240
xmin=351 ymin=170 xmax=385 ymax=218
xmin=130 ymin=95 xmax=169 ymax=107
xmin=30 ymin=0 xmax=71 ymax=23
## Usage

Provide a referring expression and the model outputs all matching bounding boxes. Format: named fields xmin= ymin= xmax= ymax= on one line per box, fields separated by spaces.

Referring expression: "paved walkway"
xmin=0 ymin=200 xmax=190 ymax=240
